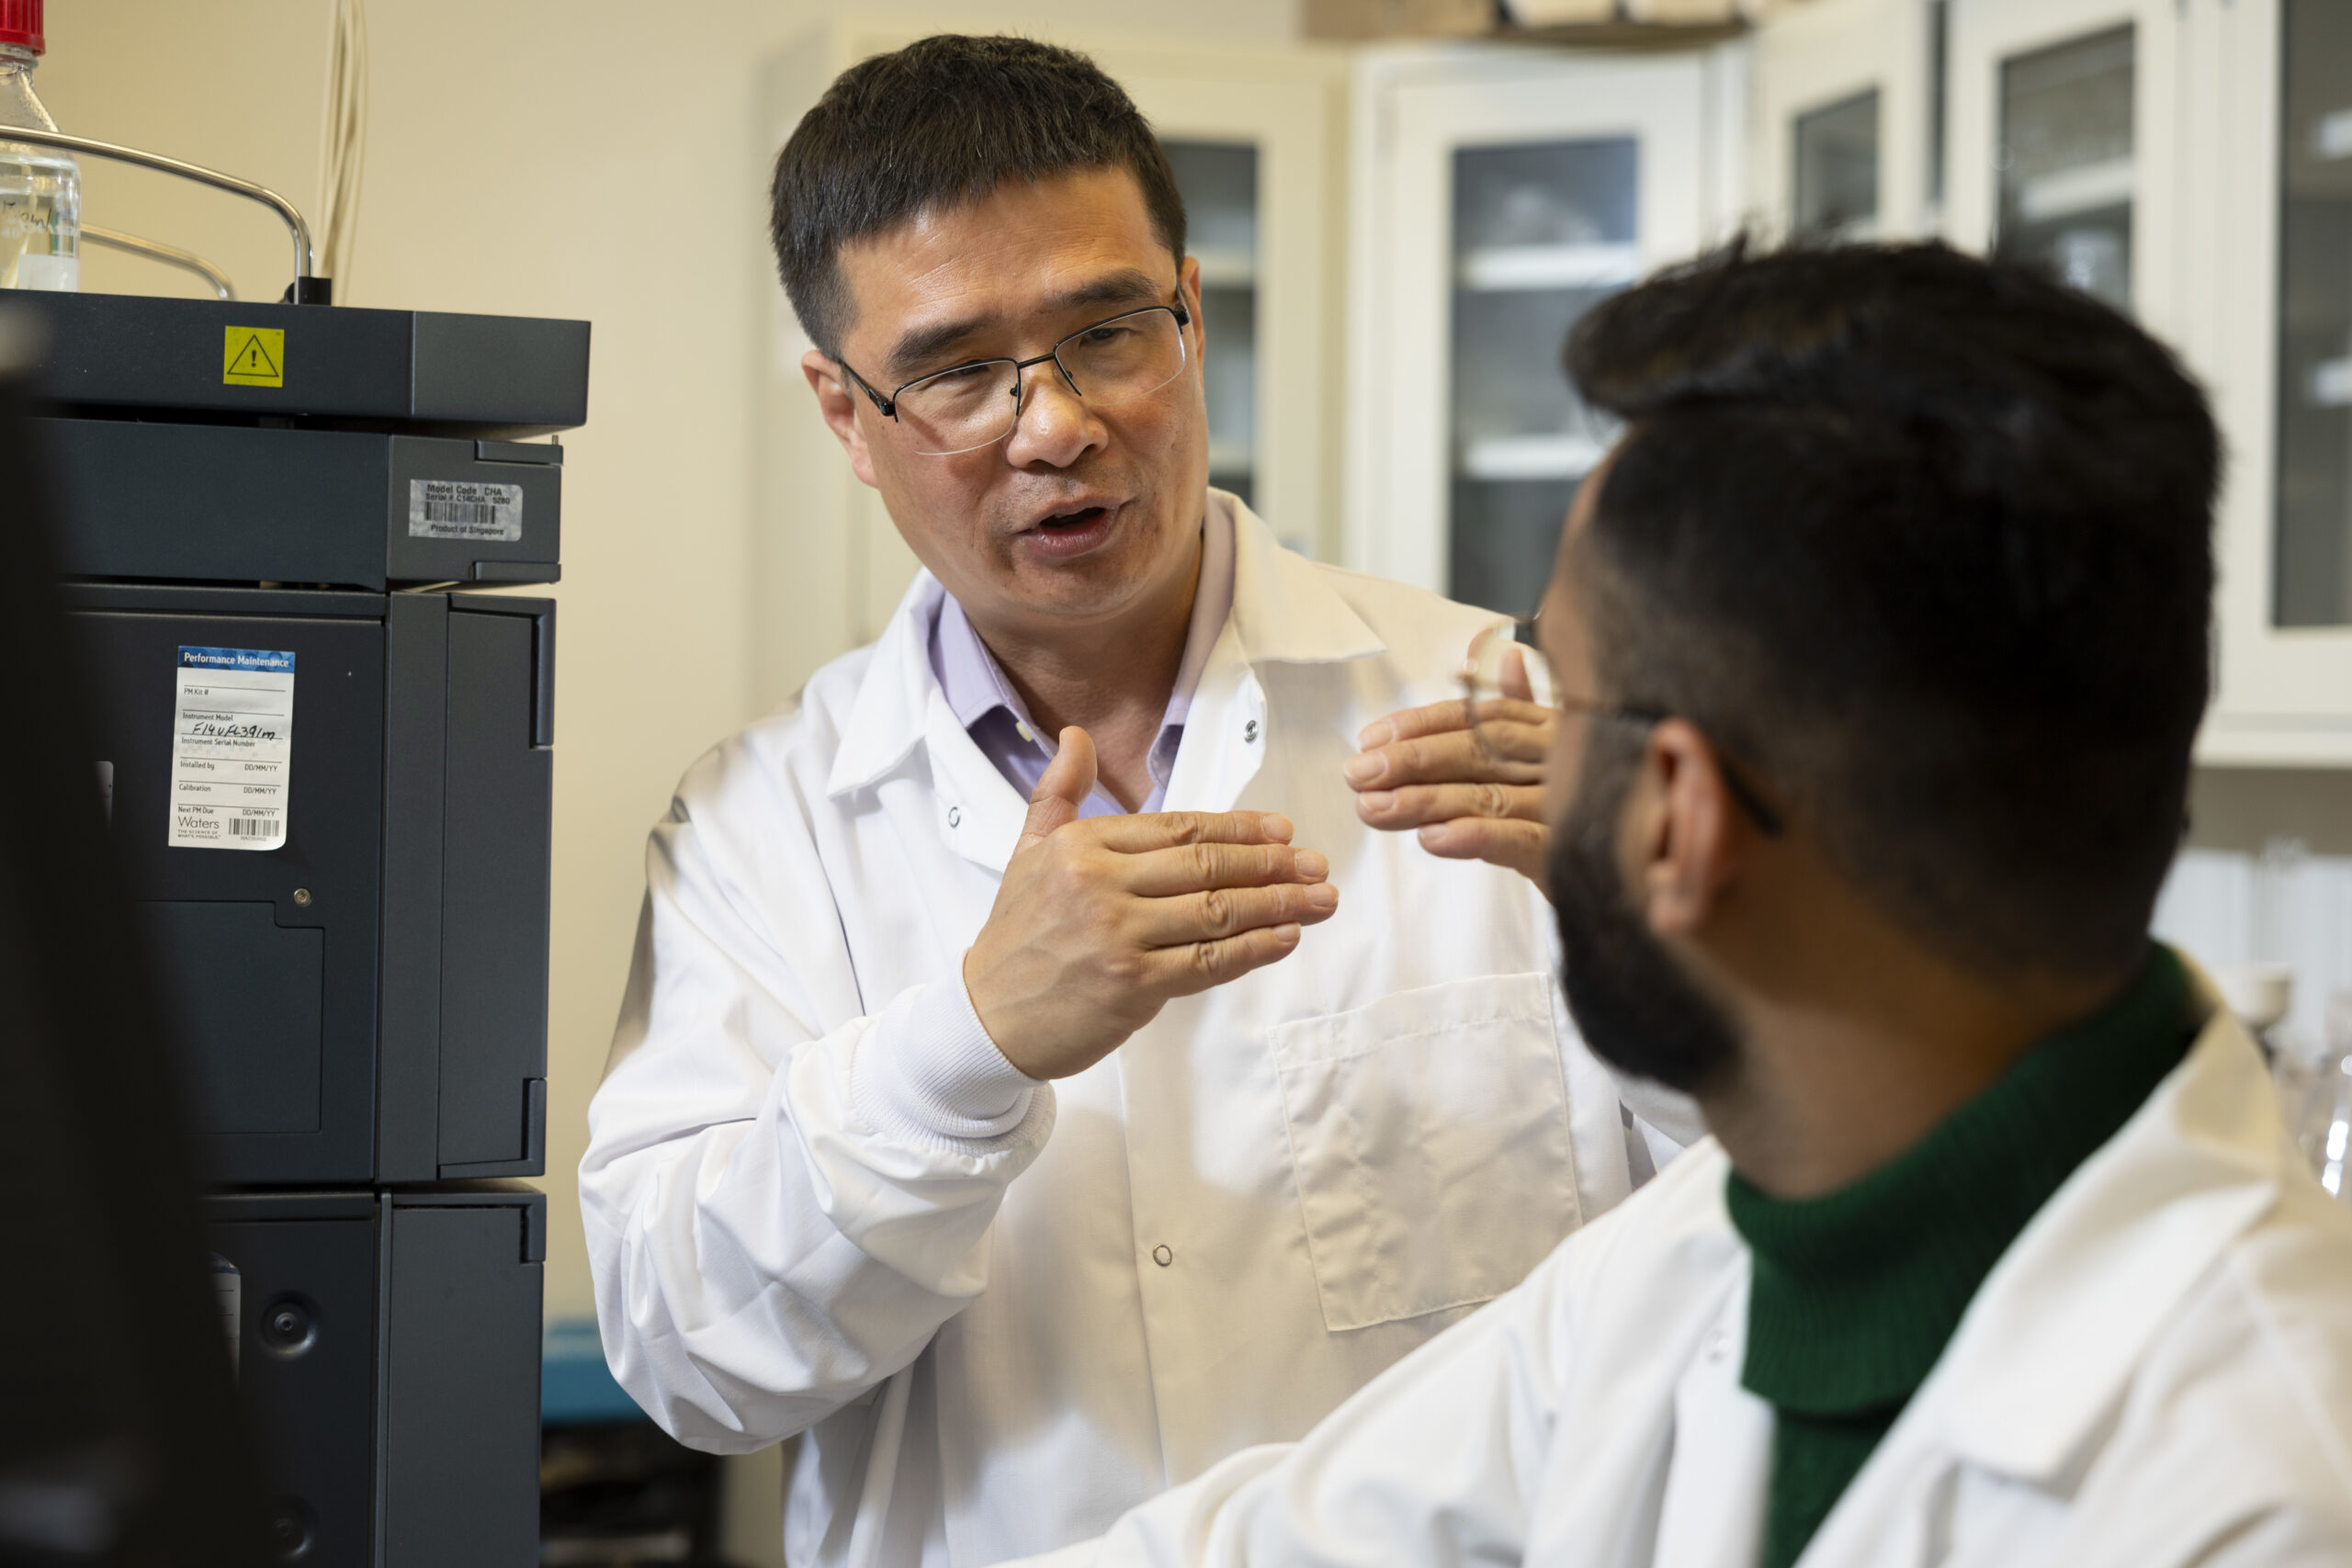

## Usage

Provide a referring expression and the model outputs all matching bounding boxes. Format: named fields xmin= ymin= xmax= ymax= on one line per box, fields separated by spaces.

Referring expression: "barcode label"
xmin=169 ymin=646 xmax=292 ymax=852
xmin=409 ymin=479 xmax=524 ymax=542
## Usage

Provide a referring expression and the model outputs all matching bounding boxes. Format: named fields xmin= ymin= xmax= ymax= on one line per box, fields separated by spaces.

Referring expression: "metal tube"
xmin=80 ymin=224 xmax=236 ymax=300
xmin=0 ymin=125 xmax=316 ymax=282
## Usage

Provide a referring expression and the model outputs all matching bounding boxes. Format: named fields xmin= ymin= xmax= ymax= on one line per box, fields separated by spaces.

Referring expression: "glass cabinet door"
xmin=1995 ymin=25 xmax=2136 ymax=312
xmin=2274 ymin=0 xmax=2352 ymax=628
xmin=1448 ymin=138 xmax=1636 ymax=614
xmin=1752 ymin=0 xmax=1940 ymax=246
xmin=1165 ymin=141 xmax=1262 ymax=512
xmin=1350 ymin=45 xmax=1727 ymax=604
xmin=1947 ymin=0 xmax=2183 ymax=344
xmin=1794 ymin=90 xmax=1883 ymax=241
xmin=1115 ymin=48 xmax=1347 ymax=562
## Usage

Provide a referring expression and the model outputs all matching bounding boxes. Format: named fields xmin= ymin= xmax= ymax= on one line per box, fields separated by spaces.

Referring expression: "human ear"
xmin=1180 ymin=253 xmax=1205 ymax=360
xmin=802 ymin=349 xmax=879 ymax=489
xmin=1633 ymin=718 xmax=1742 ymax=938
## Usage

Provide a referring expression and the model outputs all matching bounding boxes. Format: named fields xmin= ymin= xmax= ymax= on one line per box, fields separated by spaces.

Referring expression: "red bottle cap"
xmin=0 ymin=0 xmax=42 ymax=54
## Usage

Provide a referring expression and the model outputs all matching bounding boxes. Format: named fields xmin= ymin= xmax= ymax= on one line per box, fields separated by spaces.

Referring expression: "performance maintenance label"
xmin=170 ymin=647 xmax=294 ymax=852
xmin=409 ymin=478 xmax=524 ymax=541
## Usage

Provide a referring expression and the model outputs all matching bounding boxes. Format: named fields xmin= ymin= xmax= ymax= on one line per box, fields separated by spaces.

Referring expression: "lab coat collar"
xmin=1910 ymin=986 xmax=2287 ymax=1487
xmin=1223 ymin=493 xmax=1385 ymax=667
xmin=823 ymin=491 xmax=1385 ymax=808
xmin=825 ymin=570 xmax=949 ymax=800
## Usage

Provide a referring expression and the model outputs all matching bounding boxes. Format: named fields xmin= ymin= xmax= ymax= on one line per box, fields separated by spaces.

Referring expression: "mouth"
xmin=1028 ymin=502 xmax=1114 ymax=532
xmin=1016 ymin=498 xmax=1123 ymax=559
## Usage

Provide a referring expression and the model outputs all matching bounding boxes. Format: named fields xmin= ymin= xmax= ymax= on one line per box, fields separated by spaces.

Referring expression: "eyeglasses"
xmin=838 ymin=300 xmax=1193 ymax=457
xmin=1463 ymin=618 xmax=1788 ymax=838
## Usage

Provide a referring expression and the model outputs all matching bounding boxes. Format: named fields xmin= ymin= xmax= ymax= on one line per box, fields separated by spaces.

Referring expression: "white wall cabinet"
xmin=1755 ymin=0 xmax=2352 ymax=766
xmin=1345 ymin=41 xmax=1747 ymax=614
xmin=753 ymin=24 xmax=1347 ymax=711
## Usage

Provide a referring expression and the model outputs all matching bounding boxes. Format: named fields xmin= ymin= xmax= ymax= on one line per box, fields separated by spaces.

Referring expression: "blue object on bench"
xmin=543 ymin=1315 xmax=650 ymax=1427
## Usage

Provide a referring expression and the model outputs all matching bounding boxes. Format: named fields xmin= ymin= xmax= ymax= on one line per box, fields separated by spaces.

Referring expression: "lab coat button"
xmin=947 ymin=807 xmax=962 ymax=829
xmin=1243 ymin=719 xmax=1260 ymax=743
xmin=1151 ymin=1244 xmax=1173 ymax=1268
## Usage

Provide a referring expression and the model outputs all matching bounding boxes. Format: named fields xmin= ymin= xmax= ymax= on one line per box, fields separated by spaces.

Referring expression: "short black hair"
xmin=770 ymin=34 xmax=1187 ymax=360
xmin=1564 ymin=242 xmax=2218 ymax=979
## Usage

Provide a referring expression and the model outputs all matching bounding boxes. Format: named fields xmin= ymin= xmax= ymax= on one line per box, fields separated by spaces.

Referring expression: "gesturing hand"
xmin=963 ymin=728 xmax=1340 ymax=1080
xmin=1344 ymin=642 xmax=1555 ymax=894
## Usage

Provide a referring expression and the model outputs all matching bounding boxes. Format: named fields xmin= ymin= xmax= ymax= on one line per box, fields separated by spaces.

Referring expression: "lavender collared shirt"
xmin=928 ymin=501 xmax=1238 ymax=817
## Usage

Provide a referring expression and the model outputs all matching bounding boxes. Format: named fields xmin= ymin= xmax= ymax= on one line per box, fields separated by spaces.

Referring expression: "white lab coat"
xmin=582 ymin=494 xmax=1680 ymax=1568
xmin=1013 ymin=1002 xmax=2352 ymax=1568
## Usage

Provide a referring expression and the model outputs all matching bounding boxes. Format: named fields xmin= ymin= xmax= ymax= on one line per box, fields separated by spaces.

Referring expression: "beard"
xmin=1549 ymin=735 xmax=1742 ymax=1096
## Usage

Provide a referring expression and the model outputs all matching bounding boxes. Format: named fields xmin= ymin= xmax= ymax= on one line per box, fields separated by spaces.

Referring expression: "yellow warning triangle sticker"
xmin=221 ymin=325 xmax=286 ymax=388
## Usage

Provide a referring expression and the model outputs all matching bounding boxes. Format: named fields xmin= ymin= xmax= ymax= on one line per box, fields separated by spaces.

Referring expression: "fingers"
xmin=1347 ymin=726 xmax=1546 ymax=790
xmin=1354 ymin=781 xmax=1544 ymax=830
xmin=1128 ymin=878 xmax=1340 ymax=947
xmin=1124 ymin=842 xmax=1330 ymax=898
xmin=1357 ymin=696 xmax=1551 ymax=749
xmin=1142 ymin=920 xmax=1309 ymax=996
xmin=1089 ymin=808 xmax=1295 ymax=853
xmin=1498 ymin=643 xmax=1536 ymax=703
xmin=1358 ymin=697 xmax=1471 ymax=748
xmin=1414 ymin=817 xmax=1550 ymax=889
xmin=1018 ymin=728 xmax=1100 ymax=852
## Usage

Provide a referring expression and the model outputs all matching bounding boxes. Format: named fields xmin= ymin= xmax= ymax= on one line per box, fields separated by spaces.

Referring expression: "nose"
xmin=1003 ymin=357 xmax=1106 ymax=469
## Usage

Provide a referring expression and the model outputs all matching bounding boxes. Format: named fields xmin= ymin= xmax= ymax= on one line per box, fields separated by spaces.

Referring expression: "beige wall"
xmin=40 ymin=0 xmax=1300 ymax=1325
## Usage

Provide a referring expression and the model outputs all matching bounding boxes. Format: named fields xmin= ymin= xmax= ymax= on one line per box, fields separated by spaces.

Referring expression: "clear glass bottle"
xmin=0 ymin=19 xmax=78 ymax=292
xmin=2295 ymin=991 xmax=2352 ymax=1205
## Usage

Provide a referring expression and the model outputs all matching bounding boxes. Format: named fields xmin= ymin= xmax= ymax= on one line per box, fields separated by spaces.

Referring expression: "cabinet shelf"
xmin=1457 ymin=243 xmax=1643 ymax=292
xmin=1460 ymin=433 xmax=1607 ymax=481
xmin=2015 ymin=157 xmax=2134 ymax=222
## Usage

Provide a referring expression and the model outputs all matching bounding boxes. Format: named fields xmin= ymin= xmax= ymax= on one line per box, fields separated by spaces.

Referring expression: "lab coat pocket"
xmin=1270 ymin=972 xmax=1580 ymax=1333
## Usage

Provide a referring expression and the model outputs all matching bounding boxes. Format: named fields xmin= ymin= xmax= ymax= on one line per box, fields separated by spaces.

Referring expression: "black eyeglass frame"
xmin=1465 ymin=617 xmax=1789 ymax=840
xmin=837 ymin=299 xmax=1193 ymax=428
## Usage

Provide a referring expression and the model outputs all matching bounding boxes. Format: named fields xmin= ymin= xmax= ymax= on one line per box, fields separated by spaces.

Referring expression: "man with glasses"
xmin=581 ymin=34 xmax=1666 ymax=1568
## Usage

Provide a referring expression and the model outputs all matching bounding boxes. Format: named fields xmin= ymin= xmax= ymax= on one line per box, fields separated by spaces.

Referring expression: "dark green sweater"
xmin=1724 ymin=945 xmax=2199 ymax=1568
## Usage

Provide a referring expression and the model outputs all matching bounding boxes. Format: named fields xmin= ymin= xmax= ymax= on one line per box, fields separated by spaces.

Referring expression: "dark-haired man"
xmin=1010 ymin=244 xmax=2352 ymax=1567
xmin=581 ymin=34 xmax=1663 ymax=1568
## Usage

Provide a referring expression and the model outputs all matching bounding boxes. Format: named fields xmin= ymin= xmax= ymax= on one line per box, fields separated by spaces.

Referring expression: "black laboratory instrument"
xmin=6 ymin=122 xmax=590 ymax=1567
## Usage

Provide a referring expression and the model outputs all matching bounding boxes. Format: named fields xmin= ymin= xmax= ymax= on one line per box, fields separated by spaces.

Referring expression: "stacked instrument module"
xmin=22 ymin=290 xmax=590 ymax=1568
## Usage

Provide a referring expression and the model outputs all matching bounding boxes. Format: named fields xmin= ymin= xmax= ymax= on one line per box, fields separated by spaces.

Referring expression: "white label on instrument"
xmin=169 ymin=647 xmax=294 ymax=852
xmin=409 ymin=479 xmax=524 ymax=541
